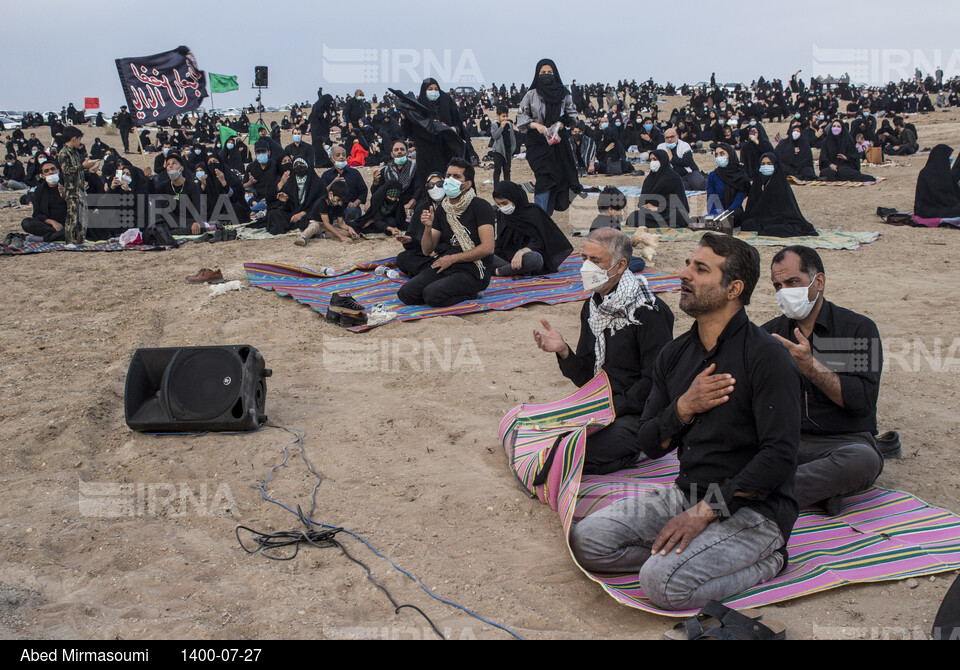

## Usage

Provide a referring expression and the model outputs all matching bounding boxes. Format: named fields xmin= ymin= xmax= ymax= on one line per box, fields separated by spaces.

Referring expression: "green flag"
xmin=219 ymin=124 xmax=238 ymax=147
xmin=209 ymin=73 xmax=239 ymax=93
xmin=248 ymin=122 xmax=266 ymax=144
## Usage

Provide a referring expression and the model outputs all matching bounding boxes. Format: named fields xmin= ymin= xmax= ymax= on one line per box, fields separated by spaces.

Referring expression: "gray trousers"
xmin=570 ymin=486 xmax=785 ymax=610
xmin=794 ymin=432 xmax=883 ymax=509
xmin=1 ymin=180 xmax=28 ymax=191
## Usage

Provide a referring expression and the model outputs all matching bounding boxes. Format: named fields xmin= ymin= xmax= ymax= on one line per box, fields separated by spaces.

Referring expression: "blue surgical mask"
xmin=257 ymin=153 xmax=269 ymax=164
xmin=759 ymin=165 xmax=775 ymax=177
xmin=666 ymin=142 xmax=677 ymax=150
xmin=749 ymin=120 xmax=757 ymax=127
xmin=443 ymin=176 xmax=463 ymax=198
xmin=644 ymin=124 xmax=653 ymax=131
xmin=293 ymin=135 xmax=301 ymax=143
xmin=426 ymin=90 xmax=440 ymax=102
xmin=615 ymin=121 xmax=621 ymax=127
xmin=394 ymin=156 xmax=408 ymax=166
xmin=715 ymin=156 xmax=729 ymax=168
xmin=226 ymin=143 xmax=234 ymax=150
xmin=162 ymin=147 xmax=170 ymax=155
xmin=600 ymin=122 xmax=609 ymax=129
xmin=195 ymin=170 xmax=206 ymax=179
xmin=334 ymin=160 xmax=347 ymax=170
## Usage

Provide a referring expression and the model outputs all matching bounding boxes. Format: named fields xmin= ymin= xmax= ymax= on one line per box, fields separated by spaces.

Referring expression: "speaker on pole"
xmin=124 ymin=345 xmax=270 ymax=432
xmin=254 ymin=66 xmax=269 ymax=88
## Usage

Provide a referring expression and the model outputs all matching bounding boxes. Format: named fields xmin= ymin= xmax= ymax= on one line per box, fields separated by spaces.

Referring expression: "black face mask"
xmin=539 ymin=74 xmax=555 ymax=86
xmin=293 ymin=165 xmax=308 ymax=177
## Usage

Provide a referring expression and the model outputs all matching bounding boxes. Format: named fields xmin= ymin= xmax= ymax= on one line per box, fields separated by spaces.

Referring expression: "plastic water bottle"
xmin=375 ymin=266 xmax=400 ymax=279
xmin=320 ymin=267 xmax=336 ymax=277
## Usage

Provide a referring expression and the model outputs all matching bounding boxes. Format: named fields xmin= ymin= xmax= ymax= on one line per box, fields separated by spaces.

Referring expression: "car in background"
xmin=453 ymin=86 xmax=478 ymax=97
xmin=0 ymin=116 xmax=22 ymax=130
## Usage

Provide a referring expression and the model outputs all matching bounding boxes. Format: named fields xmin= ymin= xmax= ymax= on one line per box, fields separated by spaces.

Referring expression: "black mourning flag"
xmin=115 ymin=46 xmax=208 ymax=126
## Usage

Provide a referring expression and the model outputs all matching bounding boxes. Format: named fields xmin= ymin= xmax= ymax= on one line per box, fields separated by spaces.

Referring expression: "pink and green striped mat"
xmin=500 ymin=373 xmax=960 ymax=617
xmin=245 ymin=256 xmax=681 ymax=332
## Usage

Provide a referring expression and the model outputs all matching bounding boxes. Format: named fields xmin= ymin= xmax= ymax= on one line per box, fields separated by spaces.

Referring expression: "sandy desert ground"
xmin=1 ymin=98 xmax=958 ymax=640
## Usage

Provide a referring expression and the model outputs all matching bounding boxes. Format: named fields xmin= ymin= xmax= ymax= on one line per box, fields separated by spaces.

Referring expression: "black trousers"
xmin=396 ymin=249 xmax=433 ymax=277
xmin=397 ymin=264 xmax=489 ymax=308
xmin=119 ymin=128 xmax=130 ymax=152
xmin=583 ymin=414 xmax=644 ymax=475
xmin=492 ymin=152 xmax=511 ymax=186
xmin=21 ymin=217 xmax=64 ymax=242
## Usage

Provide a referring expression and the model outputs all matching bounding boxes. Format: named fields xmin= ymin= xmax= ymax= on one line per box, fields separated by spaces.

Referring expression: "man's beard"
xmin=679 ymin=282 xmax=727 ymax=318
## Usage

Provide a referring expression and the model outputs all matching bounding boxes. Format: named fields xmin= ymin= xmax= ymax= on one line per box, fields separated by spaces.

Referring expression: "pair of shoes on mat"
xmin=2 ymin=232 xmax=26 ymax=251
xmin=326 ymin=292 xmax=368 ymax=327
xmin=665 ymin=600 xmax=786 ymax=640
xmin=186 ymin=268 xmax=224 ymax=284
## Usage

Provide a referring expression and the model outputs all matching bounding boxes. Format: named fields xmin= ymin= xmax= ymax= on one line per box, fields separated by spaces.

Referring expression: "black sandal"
xmin=665 ymin=600 xmax=786 ymax=640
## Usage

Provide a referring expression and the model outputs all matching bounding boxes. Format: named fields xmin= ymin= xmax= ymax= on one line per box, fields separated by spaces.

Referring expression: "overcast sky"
xmin=3 ymin=0 xmax=958 ymax=114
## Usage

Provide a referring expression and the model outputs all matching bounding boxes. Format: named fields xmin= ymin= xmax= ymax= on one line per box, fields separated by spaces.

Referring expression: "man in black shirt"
xmin=571 ymin=234 xmax=800 ymax=611
xmin=397 ymin=158 xmax=495 ymax=308
xmin=763 ymin=246 xmax=883 ymax=515
xmin=21 ymin=161 xmax=67 ymax=241
xmin=533 ymin=228 xmax=674 ymax=475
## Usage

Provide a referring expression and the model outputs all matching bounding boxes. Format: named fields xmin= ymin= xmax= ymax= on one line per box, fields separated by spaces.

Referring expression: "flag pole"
xmin=135 ymin=129 xmax=150 ymax=173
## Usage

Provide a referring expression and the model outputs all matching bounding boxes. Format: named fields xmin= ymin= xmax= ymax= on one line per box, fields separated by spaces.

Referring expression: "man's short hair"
xmin=496 ymin=105 xmax=509 ymax=117
xmin=446 ymin=157 xmax=474 ymax=185
xmin=698 ymin=233 xmax=760 ymax=306
xmin=587 ymin=227 xmax=632 ymax=266
xmin=771 ymin=245 xmax=825 ymax=279
xmin=62 ymin=126 xmax=83 ymax=141
xmin=598 ymin=185 xmax=626 ymax=212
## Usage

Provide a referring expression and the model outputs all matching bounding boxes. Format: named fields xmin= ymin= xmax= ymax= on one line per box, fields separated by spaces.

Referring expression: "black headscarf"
xmin=530 ymin=59 xmax=568 ymax=126
xmin=774 ymin=129 xmax=815 ymax=178
xmin=820 ymin=120 xmax=861 ymax=170
xmin=492 ymin=181 xmax=573 ymax=274
xmin=914 ymin=144 xmax=960 ymax=218
xmin=741 ymin=153 xmax=818 ymax=237
xmin=714 ymin=143 xmax=750 ymax=206
xmin=641 ymin=149 xmax=689 ymax=214
xmin=418 ymin=78 xmax=462 ymax=129
xmin=739 ymin=131 xmax=775 ymax=178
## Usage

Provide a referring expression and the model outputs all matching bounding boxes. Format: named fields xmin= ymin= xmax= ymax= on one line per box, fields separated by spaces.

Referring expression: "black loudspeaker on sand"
xmin=124 ymin=345 xmax=271 ymax=432
xmin=254 ymin=66 xmax=268 ymax=87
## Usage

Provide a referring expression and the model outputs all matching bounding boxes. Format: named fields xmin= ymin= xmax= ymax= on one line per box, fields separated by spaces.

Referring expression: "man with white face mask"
xmin=763 ymin=246 xmax=884 ymax=516
xmin=533 ymin=228 xmax=674 ymax=475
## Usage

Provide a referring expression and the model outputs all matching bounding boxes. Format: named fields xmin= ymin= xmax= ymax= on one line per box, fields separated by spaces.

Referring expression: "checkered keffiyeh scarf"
xmin=587 ymin=269 xmax=656 ymax=374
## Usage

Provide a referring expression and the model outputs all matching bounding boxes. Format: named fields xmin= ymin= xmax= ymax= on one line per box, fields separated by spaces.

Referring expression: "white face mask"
xmin=45 ymin=173 xmax=60 ymax=186
xmin=167 ymin=168 xmax=182 ymax=180
xmin=649 ymin=160 xmax=661 ymax=173
xmin=427 ymin=185 xmax=445 ymax=202
xmin=776 ymin=276 xmax=820 ymax=320
xmin=580 ymin=259 xmax=614 ymax=292
xmin=499 ymin=203 xmax=515 ymax=216
xmin=791 ymin=131 xmax=801 ymax=141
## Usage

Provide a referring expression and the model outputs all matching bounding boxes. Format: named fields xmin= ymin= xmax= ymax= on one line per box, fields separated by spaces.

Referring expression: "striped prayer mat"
xmin=500 ymin=374 xmax=960 ymax=617
xmin=788 ymin=176 xmax=888 ymax=187
xmin=245 ymin=256 xmax=681 ymax=332
xmin=12 ymin=240 xmax=158 ymax=254
xmin=9 ymin=223 xmax=253 ymax=255
xmin=646 ymin=228 xmax=881 ymax=250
